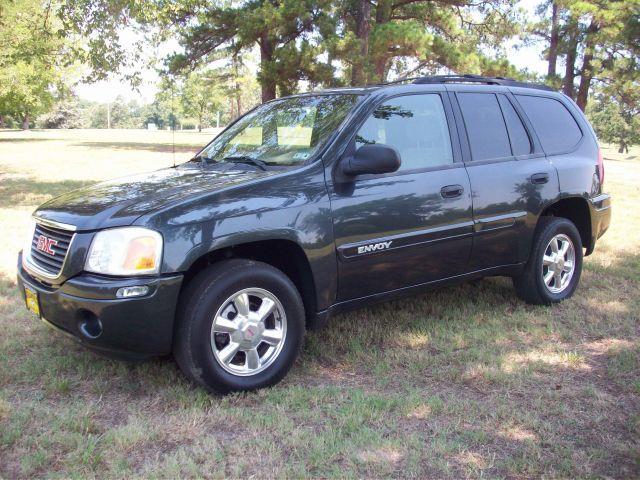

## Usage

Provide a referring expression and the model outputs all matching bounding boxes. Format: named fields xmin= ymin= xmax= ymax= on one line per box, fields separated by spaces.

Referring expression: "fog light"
xmin=116 ymin=285 xmax=149 ymax=298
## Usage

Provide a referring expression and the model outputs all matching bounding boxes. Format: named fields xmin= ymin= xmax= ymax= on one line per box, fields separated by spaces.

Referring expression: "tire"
xmin=173 ymin=259 xmax=305 ymax=394
xmin=512 ymin=216 xmax=583 ymax=305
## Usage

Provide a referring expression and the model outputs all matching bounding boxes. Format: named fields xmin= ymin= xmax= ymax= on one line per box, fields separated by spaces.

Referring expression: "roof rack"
xmin=410 ymin=74 xmax=554 ymax=91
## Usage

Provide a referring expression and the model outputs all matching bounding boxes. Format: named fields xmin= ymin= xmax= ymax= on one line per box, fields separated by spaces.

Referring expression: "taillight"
xmin=597 ymin=147 xmax=605 ymax=187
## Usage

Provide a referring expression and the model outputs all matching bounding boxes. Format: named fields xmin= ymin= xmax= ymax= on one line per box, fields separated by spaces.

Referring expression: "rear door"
xmin=328 ymin=91 xmax=474 ymax=301
xmin=448 ymin=87 xmax=560 ymax=271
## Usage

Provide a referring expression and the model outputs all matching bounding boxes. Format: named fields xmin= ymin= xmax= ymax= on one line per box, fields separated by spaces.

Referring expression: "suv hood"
xmin=34 ymin=165 xmax=274 ymax=231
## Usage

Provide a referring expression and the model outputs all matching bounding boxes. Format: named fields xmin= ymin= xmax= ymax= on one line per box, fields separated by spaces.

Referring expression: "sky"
xmin=74 ymin=0 xmax=547 ymax=104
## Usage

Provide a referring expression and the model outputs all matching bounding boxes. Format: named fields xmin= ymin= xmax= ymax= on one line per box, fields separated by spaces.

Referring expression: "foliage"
xmin=0 ymin=0 xmax=70 ymax=129
xmin=58 ymin=0 xmax=526 ymax=101
xmin=588 ymin=82 xmax=640 ymax=153
xmin=37 ymin=100 xmax=83 ymax=129
xmin=531 ymin=0 xmax=640 ymax=110
xmin=325 ymin=0 xmax=524 ymax=85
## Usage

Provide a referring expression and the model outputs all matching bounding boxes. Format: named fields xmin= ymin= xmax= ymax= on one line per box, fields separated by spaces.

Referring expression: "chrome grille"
xmin=29 ymin=223 xmax=74 ymax=276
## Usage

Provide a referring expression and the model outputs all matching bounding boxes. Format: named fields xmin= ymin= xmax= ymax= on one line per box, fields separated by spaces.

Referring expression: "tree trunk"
xmin=562 ymin=28 xmax=578 ymax=98
xmin=350 ymin=0 xmax=371 ymax=86
xmin=0 ymin=114 xmax=5 ymax=128
xmin=575 ymin=21 xmax=599 ymax=112
xmin=618 ymin=142 xmax=627 ymax=154
xmin=259 ymin=34 xmax=276 ymax=103
xmin=22 ymin=113 xmax=30 ymax=130
xmin=374 ymin=58 xmax=388 ymax=83
xmin=229 ymin=97 xmax=236 ymax=120
xmin=373 ymin=0 xmax=393 ymax=83
xmin=547 ymin=2 xmax=559 ymax=77
xmin=575 ymin=51 xmax=593 ymax=111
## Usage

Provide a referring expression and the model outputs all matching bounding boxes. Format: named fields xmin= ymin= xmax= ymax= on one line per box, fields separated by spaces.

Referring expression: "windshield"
xmin=198 ymin=94 xmax=359 ymax=166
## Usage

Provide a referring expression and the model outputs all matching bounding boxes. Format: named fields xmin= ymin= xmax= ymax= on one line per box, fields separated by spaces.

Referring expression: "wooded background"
xmin=0 ymin=0 xmax=638 ymax=152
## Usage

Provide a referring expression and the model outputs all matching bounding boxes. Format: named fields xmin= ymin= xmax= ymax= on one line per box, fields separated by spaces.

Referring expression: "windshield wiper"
xmin=192 ymin=154 xmax=214 ymax=163
xmin=223 ymin=155 xmax=268 ymax=171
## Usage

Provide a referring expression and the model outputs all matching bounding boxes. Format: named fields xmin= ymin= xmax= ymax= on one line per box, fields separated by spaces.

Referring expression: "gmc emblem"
xmin=36 ymin=235 xmax=57 ymax=256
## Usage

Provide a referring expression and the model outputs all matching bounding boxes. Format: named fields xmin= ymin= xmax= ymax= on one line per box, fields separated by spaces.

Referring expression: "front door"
xmin=328 ymin=93 xmax=474 ymax=301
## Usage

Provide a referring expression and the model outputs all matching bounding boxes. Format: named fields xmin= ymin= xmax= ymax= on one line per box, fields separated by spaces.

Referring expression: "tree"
xmin=180 ymin=71 xmax=224 ymax=132
xmin=321 ymin=0 xmax=524 ymax=86
xmin=37 ymin=99 xmax=83 ymax=129
xmin=588 ymin=79 xmax=640 ymax=153
xmin=0 ymin=0 xmax=69 ymax=129
xmin=57 ymin=0 xmax=536 ymax=103
xmin=531 ymin=0 xmax=640 ymax=111
xmin=60 ymin=0 xmax=334 ymax=102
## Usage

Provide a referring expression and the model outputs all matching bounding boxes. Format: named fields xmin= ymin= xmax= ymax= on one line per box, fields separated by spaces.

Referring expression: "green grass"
xmin=0 ymin=129 xmax=638 ymax=478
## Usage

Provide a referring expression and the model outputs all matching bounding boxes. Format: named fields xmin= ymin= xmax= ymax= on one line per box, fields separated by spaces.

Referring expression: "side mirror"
xmin=340 ymin=144 xmax=401 ymax=177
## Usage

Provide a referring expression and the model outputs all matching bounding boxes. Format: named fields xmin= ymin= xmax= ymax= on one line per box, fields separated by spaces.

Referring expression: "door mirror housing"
xmin=340 ymin=144 xmax=401 ymax=177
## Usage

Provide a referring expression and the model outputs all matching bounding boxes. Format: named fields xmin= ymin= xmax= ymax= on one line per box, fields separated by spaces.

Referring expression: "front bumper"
xmin=17 ymin=253 xmax=183 ymax=360
xmin=587 ymin=193 xmax=612 ymax=255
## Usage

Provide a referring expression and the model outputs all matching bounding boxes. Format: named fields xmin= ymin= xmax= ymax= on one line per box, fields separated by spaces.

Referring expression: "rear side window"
xmin=457 ymin=93 xmax=511 ymax=161
xmin=498 ymin=95 xmax=532 ymax=156
xmin=515 ymin=95 xmax=582 ymax=154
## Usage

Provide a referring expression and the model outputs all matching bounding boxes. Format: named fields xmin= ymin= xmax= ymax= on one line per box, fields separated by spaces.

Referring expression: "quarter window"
xmin=498 ymin=95 xmax=532 ymax=156
xmin=457 ymin=93 xmax=512 ymax=161
xmin=355 ymin=94 xmax=454 ymax=171
xmin=515 ymin=95 xmax=582 ymax=154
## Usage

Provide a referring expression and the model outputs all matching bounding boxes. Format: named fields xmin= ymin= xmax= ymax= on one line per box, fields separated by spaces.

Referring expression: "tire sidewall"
xmin=185 ymin=262 xmax=304 ymax=393
xmin=534 ymin=219 xmax=583 ymax=303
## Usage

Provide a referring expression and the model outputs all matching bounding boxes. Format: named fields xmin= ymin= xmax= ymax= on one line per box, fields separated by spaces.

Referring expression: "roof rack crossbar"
xmin=411 ymin=74 xmax=553 ymax=91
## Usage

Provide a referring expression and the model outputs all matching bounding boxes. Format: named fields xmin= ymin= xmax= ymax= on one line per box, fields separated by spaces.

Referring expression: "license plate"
xmin=24 ymin=285 xmax=41 ymax=317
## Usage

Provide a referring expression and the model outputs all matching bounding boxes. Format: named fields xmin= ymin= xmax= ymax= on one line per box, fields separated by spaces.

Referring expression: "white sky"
xmin=75 ymin=0 xmax=546 ymax=104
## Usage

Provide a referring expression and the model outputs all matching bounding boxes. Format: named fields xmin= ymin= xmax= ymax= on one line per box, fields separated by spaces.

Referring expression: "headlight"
xmin=85 ymin=227 xmax=163 ymax=276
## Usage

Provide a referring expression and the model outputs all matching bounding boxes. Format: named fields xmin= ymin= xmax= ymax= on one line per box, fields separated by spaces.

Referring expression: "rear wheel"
xmin=513 ymin=217 xmax=583 ymax=305
xmin=174 ymin=259 xmax=305 ymax=393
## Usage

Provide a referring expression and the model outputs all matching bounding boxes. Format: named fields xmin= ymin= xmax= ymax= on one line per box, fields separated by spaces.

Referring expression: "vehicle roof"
xmin=299 ymin=75 xmax=557 ymax=97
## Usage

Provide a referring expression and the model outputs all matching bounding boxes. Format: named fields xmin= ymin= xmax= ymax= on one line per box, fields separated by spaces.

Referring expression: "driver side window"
xmin=355 ymin=94 xmax=454 ymax=172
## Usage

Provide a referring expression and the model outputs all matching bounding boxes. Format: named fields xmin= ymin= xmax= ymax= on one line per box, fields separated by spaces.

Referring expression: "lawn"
xmin=0 ymin=129 xmax=638 ymax=478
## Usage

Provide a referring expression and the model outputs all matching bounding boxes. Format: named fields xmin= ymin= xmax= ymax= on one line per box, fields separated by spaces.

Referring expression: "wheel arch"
xmin=181 ymin=238 xmax=320 ymax=329
xmin=539 ymin=196 xmax=592 ymax=254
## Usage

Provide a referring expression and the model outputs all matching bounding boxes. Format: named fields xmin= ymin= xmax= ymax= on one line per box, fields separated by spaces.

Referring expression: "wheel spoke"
xmin=544 ymin=270 xmax=554 ymax=285
xmin=256 ymin=297 xmax=276 ymax=323
xmin=246 ymin=348 xmax=261 ymax=370
xmin=550 ymin=237 xmax=559 ymax=253
xmin=543 ymin=255 xmax=555 ymax=266
xmin=559 ymin=240 xmax=570 ymax=256
xmin=554 ymin=270 xmax=563 ymax=288
xmin=233 ymin=293 xmax=250 ymax=317
xmin=563 ymin=260 xmax=574 ymax=272
xmin=218 ymin=341 xmax=240 ymax=364
xmin=261 ymin=328 xmax=283 ymax=346
xmin=214 ymin=316 xmax=238 ymax=333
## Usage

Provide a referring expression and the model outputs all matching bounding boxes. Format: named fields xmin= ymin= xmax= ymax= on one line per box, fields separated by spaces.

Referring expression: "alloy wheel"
xmin=210 ymin=288 xmax=287 ymax=376
xmin=541 ymin=233 xmax=576 ymax=294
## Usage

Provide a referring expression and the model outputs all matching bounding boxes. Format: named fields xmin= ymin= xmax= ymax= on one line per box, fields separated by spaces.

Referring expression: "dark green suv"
xmin=17 ymin=75 xmax=611 ymax=393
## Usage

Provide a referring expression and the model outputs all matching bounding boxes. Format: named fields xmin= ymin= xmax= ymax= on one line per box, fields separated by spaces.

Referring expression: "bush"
xmin=37 ymin=101 xmax=83 ymax=129
xmin=181 ymin=118 xmax=198 ymax=130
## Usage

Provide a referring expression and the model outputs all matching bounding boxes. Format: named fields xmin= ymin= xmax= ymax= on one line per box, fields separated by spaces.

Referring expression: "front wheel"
xmin=173 ymin=259 xmax=305 ymax=394
xmin=513 ymin=217 xmax=583 ymax=305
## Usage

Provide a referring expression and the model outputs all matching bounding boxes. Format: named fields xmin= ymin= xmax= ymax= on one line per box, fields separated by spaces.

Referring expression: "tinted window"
xmin=355 ymin=94 xmax=453 ymax=171
xmin=498 ymin=95 xmax=532 ymax=156
xmin=458 ymin=93 xmax=511 ymax=161
xmin=515 ymin=95 xmax=582 ymax=154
